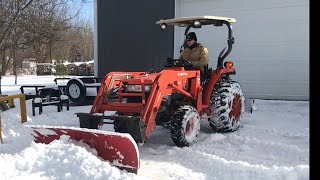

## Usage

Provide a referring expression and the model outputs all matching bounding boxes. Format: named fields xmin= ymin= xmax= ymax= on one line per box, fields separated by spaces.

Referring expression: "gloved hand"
xmin=183 ymin=60 xmax=192 ymax=68
xmin=166 ymin=58 xmax=174 ymax=64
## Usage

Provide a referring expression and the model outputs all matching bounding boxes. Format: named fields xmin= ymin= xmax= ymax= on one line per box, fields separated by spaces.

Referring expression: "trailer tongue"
xmin=30 ymin=126 xmax=139 ymax=174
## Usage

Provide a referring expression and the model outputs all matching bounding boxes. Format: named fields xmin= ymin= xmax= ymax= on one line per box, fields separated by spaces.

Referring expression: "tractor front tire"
xmin=209 ymin=80 xmax=244 ymax=132
xmin=170 ymin=105 xmax=200 ymax=147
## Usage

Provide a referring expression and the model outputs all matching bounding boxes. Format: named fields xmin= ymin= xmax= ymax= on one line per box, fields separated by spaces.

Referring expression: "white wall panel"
xmin=175 ymin=0 xmax=309 ymax=100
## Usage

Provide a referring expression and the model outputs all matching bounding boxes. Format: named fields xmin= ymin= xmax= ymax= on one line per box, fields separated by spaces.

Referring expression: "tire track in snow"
xmin=139 ymin=143 xmax=308 ymax=180
xmin=192 ymin=132 xmax=308 ymax=167
xmin=139 ymin=115 xmax=309 ymax=179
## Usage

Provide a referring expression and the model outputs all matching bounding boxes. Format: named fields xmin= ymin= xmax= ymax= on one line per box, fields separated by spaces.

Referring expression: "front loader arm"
xmin=90 ymin=72 xmax=145 ymax=113
xmin=141 ymin=69 xmax=199 ymax=139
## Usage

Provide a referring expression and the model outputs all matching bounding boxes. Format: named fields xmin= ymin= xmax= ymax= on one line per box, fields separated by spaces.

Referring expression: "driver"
xmin=179 ymin=32 xmax=209 ymax=73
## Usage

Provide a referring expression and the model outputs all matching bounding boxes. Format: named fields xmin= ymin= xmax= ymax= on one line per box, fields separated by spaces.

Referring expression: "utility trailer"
xmin=20 ymin=77 xmax=103 ymax=105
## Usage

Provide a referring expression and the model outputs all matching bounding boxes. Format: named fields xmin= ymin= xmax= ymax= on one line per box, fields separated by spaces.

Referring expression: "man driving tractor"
xmin=179 ymin=32 xmax=209 ymax=73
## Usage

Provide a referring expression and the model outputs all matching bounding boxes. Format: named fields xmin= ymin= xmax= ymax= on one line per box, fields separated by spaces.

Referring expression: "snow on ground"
xmin=0 ymin=75 xmax=309 ymax=180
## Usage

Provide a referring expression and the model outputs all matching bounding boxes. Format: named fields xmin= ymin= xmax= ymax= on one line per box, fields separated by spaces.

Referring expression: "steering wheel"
xmin=166 ymin=58 xmax=192 ymax=69
xmin=179 ymin=59 xmax=192 ymax=68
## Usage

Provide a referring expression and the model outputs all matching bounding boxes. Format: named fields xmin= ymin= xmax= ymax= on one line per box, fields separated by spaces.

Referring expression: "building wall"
xmin=95 ymin=0 xmax=309 ymax=100
xmin=95 ymin=0 xmax=175 ymax=77
xmin=175 ymin=0 xmax=309 ymax=100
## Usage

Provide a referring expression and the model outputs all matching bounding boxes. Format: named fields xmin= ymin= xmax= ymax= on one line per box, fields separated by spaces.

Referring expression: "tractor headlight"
xmin=193 ymin=20 xmax=201 ymax=28
xmin=160 ymin=23 xmax=167 ymax=30
xmin=127 ymin=85 xmax=152 ymax=92
xmin=144 ymin=85 xmax=151 ymax=92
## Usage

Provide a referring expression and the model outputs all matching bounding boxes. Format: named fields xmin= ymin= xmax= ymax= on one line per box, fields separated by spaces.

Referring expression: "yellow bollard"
xmin=20 ymin=95 xmax=27 ymax=123
xmin=0 ymin=94 xmax=27 ymax=123
xmin=0 ymin=94 xmax=27 ymax=143
xmin=8 ymin=99 xmax=15 ymax=108
xmin=0 ymin=112 xmax=2 ymax=143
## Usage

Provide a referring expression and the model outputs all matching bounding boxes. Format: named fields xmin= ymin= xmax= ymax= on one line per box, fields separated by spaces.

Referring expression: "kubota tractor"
xmin=31 ymin=16 xmax=244 ymax=174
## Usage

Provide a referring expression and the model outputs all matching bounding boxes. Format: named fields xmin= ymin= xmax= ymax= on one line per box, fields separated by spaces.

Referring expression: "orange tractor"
xmin=32 ymin=16 xmax=244 ymax=173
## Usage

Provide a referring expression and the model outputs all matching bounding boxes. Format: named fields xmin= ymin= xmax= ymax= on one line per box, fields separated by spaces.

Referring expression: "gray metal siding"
xmin=96 ymin=0 xmax=175 ymax=77
xmin=176 ymin=0 xmax=309 ymax=100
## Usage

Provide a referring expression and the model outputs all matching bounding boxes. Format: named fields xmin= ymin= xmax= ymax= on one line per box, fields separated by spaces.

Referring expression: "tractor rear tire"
xmin=170 ymin=105 xmax=200 ymax=147
xmin=209 ymin=80 xmax=244 ymax=132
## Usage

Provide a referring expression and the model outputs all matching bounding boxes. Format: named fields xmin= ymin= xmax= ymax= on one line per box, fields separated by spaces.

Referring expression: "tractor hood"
xmin=127 ymin=72 xmax=160 ymax=84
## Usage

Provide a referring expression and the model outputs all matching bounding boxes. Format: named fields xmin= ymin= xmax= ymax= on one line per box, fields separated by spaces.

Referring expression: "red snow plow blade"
xmin=30 ymin=126 xmax=140 ymax=174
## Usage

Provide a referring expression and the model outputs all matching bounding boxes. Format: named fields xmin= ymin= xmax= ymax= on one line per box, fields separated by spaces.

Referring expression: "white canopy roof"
xmin=156 ymin=16 xmax=236 ymax=27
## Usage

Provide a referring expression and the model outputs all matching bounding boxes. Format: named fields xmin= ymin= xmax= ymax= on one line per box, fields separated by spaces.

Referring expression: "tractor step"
xmin=30 ymin=126 xmax=140 ymax=174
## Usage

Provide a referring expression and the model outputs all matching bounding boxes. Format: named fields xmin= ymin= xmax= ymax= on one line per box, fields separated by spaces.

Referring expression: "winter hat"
xmin=186 ymin=32 xmax=197 ymax=41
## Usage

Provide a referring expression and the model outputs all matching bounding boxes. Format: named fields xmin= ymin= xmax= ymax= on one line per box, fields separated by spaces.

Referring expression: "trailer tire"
xmin=209 ymin=80 xmax=244 ymax=132
xmin=170 ymin=105 xmax=200 ymax=147
xmin=66 ymin=79 xmax=86 ymax=103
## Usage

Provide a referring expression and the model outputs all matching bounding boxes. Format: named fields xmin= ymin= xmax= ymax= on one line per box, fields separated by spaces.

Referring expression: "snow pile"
xmin=0 ymin=138 xmax=138 ymax=180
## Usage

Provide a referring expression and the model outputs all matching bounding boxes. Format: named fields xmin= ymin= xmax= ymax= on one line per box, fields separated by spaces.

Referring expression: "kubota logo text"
xmin=178 ymin=72 xmax=188 ymax=76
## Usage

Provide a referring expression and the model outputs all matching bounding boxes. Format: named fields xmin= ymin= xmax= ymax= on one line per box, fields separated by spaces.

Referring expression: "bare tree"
xmin=0 ymin=0 xmax=91 ymax=93
xmin=0 ymin=0 xmax=34 ymax=93
xmin=0 ymin=0 xmax=34 ymax=50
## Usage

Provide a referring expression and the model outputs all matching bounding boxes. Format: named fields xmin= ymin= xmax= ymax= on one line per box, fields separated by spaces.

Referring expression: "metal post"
xmin=0 ymin=94 xmax=27 ymax=123
xmin=20 ymin=94 xmax=27 ymax=123
xmin=8 ymin=99 xmax=15 ymax=108
xmin=0 ymin=111 xmax=2 ymax=143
